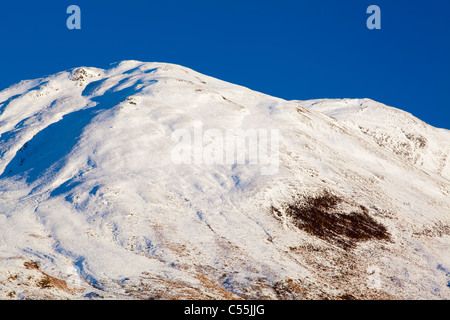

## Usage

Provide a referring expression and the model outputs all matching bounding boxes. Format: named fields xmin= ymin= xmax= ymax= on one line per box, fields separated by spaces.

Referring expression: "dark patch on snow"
xmin=280 ymin=191 xmax=390 ymax=250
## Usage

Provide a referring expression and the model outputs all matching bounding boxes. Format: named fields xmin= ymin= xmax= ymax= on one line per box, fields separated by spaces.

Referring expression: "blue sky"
xmin=0 ymin=0 xmax=449 ymax=129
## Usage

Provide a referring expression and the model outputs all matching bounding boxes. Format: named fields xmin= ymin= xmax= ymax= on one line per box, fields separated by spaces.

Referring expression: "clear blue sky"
xmin=0 ymin=0 xmax=449 ymax=129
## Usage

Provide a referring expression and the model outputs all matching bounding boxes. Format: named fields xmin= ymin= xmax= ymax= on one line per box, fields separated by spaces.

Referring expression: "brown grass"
xmin=23 ymin=260 xmax=40 ymax=270
xmin=23 ymin=260 xmax=77 ymax=293
xmin=283 ymin=191 xmax=390 ymax=249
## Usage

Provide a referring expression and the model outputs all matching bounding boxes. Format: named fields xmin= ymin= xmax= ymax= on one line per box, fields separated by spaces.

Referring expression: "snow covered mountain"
xmin=0 ymin=60 xmax=449 ymax=299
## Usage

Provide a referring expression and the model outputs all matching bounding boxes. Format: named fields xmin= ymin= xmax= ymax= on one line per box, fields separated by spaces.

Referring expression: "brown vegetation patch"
xmin=282 ymin=191 xmax=390 ymax=249
xmin=405 ymin=133 xmax=427 ymax=149
xmin=23 ymin=260 xmax=40 ymax=270
xmin=23 ymin=260 xmax=76 ymax=293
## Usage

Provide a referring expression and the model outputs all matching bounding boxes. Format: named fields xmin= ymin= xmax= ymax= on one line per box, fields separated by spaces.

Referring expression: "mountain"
xmin=0 ymin=61 xmax=449 ymax=299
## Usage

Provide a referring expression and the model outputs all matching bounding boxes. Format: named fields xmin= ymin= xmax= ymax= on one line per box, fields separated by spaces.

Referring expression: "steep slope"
xmin=0 ymin=61 xmax=449 ymax=299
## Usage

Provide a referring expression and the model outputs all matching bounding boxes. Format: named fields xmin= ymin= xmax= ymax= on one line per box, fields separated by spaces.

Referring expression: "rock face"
xmin=0 ymin=61 xmax=449 ymax=299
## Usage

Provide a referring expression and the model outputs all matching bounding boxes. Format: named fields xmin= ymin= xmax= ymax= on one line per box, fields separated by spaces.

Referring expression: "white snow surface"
xmin=0 ymin=61 xmax=449 ymax=299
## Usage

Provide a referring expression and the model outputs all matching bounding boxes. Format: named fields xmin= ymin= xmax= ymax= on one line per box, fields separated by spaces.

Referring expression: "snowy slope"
xmin=0 ymin=61 xmax=449 ymax=299
xmin=298 ymin=98 xmax=450 ymax=180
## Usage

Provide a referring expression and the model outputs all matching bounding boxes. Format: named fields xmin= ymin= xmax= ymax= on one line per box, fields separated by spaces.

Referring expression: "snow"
xmin=0 ymin=61 xmax=449 ymax=299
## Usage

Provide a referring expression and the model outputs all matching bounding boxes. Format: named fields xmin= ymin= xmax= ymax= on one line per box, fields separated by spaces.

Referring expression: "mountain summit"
xmin=0 ymin=61 xmax=449 ymax=299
